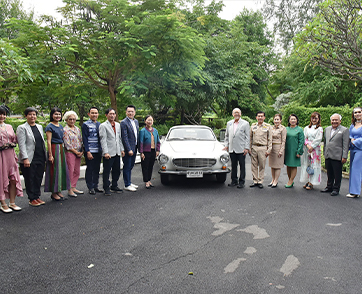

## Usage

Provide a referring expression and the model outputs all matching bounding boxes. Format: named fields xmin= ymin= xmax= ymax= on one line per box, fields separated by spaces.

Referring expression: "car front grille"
xmin=172 ymin=158 xmax=217 ymax=168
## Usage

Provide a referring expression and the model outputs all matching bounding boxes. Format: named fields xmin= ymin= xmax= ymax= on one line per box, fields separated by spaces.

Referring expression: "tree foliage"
xmin=262 ymin=0 xmax=323 ymax=53
xmin=0 ymin=0 xmax=33 ymax=39
xmin=295 ymin=0 xmax=362 ymax=81
xmin=269 ymin=53 xmax=362 ymax=108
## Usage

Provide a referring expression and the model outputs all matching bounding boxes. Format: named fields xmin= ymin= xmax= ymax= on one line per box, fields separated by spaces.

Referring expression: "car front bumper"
xmin=158 ymin=169 xmax=230 ymax=175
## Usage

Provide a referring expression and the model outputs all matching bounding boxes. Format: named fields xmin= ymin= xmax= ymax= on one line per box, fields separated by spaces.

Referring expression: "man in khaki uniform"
xmin=249 ymin=111 xmax=272 ymax=188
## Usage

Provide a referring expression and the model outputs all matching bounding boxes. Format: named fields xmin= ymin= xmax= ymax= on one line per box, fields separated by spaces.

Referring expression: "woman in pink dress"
xmin=0 ymin=105 xmax=23 ymax=213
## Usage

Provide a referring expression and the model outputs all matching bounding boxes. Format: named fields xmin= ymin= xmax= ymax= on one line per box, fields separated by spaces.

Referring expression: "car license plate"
xmin=187 ymin=171 xmax=203 ymax=178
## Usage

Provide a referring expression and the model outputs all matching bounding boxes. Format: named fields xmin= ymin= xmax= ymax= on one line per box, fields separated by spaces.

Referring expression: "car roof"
xmin=169 ymin=125 xmax=212 ymax=130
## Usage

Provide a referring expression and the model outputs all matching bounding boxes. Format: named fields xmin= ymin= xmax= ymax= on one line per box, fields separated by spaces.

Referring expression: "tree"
xmin=262 ymin=0 xmax=323 ymax=53
xmin=295 ymin=0 xmax=362 ymax=81
xmin=0 ymin=0 xmax=33 ymax=39
xmin=56 ymin=0 xmax=206 ymax=117
xmin=0 ymin=39 xmax=32 ymax=99
xmin=268 ymin=53 xmax=362 ymax=108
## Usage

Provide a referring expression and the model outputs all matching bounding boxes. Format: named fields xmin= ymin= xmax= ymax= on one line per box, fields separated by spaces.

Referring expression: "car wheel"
xmin=216 ymin=173 xmax=227 ymax=183
xmin=161 ymin=174 xmax=170 ymax=185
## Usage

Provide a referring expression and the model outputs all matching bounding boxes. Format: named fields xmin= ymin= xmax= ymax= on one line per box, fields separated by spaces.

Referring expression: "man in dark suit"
xmin=321 ymin=113 xmax=349 ymax=196
xmin=121 ymin=105 xmax=139 ymax=192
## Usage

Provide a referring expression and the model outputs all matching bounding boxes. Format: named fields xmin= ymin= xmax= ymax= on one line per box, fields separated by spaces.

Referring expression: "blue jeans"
xmin=123 ymin=153 xmax=136 ymax=187
xmin=85 ymin=152 xmax=102 ymax=189
xmin=103 ymin=155 xmax=121 ymax=190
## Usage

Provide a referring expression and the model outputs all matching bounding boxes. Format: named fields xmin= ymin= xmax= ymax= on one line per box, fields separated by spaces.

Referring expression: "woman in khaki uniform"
xmin=268 ymin=114 xmax=287 ymax=187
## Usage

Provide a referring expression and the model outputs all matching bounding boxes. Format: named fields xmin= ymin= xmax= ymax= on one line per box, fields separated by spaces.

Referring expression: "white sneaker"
xmin=124 ymin=185 xmax=137 ymax=192
xmin=130 ymin=183 xmax=138 ymax=189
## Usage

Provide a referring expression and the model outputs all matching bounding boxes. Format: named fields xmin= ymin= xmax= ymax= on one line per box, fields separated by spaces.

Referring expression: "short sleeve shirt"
xmin=45 ymin=123 xmax=64 ymax=144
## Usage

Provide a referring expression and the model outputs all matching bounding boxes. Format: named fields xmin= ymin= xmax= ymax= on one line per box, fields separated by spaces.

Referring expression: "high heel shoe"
xmin=285 ymin=182 xmax=294 ymax=188
xmin=268 ymin=182 xmax=273 ymax=187
xmin=271 ymin=183 xmax=278 ymax=188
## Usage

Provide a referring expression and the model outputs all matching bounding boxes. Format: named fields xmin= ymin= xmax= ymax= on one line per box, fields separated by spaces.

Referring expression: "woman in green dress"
xmin=284 ymin=114 xmax=304 ymax=188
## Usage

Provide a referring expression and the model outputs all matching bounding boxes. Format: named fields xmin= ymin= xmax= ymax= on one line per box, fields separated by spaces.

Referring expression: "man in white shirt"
xmin=120 ymin=105 xmax=139 ymax=192
xmin=223 ymin=108 xmax=250 ymax=188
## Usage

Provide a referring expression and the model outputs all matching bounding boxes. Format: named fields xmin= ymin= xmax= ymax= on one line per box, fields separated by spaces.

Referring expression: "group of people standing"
xmin=0 ymin=105 xmax=160 ymax=213
xmin=224 ymin=108 xmax=361 ymax=198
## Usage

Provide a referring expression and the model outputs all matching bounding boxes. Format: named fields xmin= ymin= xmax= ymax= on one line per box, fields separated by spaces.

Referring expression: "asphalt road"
xmin=1 ymin=157 xmax=361 ymax=294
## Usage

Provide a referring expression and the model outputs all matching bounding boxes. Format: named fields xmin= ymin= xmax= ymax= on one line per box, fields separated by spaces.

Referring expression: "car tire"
xmin=161 ymin=174 xmax=170 ymax=185
xmin=216 ymin=173 xmax=227 ymax=183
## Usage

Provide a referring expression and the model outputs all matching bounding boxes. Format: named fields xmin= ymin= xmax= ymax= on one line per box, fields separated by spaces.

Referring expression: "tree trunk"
xmin=78 ymin=103 xmax=85 ymax=126
xmin=108 ymin=85 xmax=118 ymax=120
xmin=180 ymin=109 xmax=185 ymax=125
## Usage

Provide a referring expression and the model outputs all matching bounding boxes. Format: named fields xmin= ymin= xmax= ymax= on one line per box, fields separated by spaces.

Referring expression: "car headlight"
xmin=220 ymin=154 xmax=229 ymax=164
xmin=159 ymin=154 xmax=169 ymax=164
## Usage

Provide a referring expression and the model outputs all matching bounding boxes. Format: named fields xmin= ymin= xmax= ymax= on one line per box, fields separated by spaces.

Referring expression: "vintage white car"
xmin=158 ymin=125 xmax=230 ymax=184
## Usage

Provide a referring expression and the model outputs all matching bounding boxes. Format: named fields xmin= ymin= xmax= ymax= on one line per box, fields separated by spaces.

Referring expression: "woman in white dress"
xmin=300 ymin=112 xmax=323 ymax=190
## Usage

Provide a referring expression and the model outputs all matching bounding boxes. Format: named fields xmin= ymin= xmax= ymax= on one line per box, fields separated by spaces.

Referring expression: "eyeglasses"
xmin=68 ymin=118 xmax=76 ymax=121
xmin=354 ymin=111 xmax=362 ymax=114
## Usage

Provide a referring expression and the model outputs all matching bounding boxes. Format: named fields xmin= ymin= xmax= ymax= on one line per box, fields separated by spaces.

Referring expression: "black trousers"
xmin=230 ymin=152 xmax=246 ymax=185
xmin=85 ymin=152 xmax=102 ymax=190
xmin=325 ymin=158 xmax=343 ymax=192
xmin=141 ymin=149 xmax=156 ymax=182
xmin=102 ymin=155 xmax=121 ymax=190
xmin=20 ymin=161 xmax=45 ymax=201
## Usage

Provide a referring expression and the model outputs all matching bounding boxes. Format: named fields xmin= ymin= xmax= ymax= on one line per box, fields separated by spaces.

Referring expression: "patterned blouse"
xmin=63 ymin=125 xmax=83 ymax=152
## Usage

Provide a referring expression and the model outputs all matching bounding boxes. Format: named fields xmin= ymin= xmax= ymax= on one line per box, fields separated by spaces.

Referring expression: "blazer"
xmin=99 ymin=120 xmax=124 ymax=157
xmin=121 ymin=117 xmax=139 ymax=154
xmin=324 ymin=125 xmax=349 ymax=160
xmin=224 ymin=118 xmax=250 ymax=153
xmin=139 ymin=127 xmax=160 ymax=153
xmin=16 ymin=122 xmax=47 ymax=163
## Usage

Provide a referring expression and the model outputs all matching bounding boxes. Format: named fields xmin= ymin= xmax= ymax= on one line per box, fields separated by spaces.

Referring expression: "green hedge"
xmin=281 ymin=104 xmax=353 ymax=128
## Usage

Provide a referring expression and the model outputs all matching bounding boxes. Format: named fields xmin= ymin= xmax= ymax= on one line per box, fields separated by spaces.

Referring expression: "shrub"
xmin=281 ymin=104 xmax=352 ymax=128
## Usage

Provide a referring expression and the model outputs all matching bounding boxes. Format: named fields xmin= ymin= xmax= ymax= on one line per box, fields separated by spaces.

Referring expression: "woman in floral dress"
xmin=63 ymin=111 xmax=84 ymax=197
xmin=300 ymin=112 xmax=324 ymax=190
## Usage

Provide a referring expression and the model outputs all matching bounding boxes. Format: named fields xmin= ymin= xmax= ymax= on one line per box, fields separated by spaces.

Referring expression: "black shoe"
xmin=89 ymin=188 xmax=96 ymax=195
xmin=330 ymin=191 xmax=339 ymax=196
xmin=258 ymin=184 xmax=263 ymax=189
xmin=237 ymin=184 xmax=245 ymax=189
xmin=320 ymin=188 xmax=333 ymax=193
xmin=94 ymin=188 xmax=104 ymax=193
xmin=104 ymin=189 xmax=112 ymax=196
xmin=250 ymin=183 xmax=258 ymax=188
xmin=271 ymin=183 xmax=278 ymax=188
xmin=228 ymin=182 xmax=238 ymax=187
xmin=111 ymin=186 xmax=123 ymax=193
xmin=267 ymin=183 xmax=273 ymax=187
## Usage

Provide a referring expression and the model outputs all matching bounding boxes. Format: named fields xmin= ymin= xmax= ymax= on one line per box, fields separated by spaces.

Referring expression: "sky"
xmin=21 ymin=0 xmax=265 ymax=21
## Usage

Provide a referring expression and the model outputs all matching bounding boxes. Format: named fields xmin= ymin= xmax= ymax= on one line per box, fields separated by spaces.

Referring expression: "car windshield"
xmin=167 ymin=128 xmax=215 ymax=141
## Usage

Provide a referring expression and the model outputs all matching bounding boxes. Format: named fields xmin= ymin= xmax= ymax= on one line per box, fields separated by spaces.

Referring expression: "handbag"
xmin=306 ymin=154 xmax=314 ymax=175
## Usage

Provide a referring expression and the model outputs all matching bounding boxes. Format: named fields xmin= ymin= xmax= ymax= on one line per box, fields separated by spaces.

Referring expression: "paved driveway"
xmin=1 ymin=157 xmax=361 ymax=293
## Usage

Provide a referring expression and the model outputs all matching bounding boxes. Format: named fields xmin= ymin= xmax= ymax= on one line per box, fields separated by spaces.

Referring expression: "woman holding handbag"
xmin=300 ymin=112 xmax=323 ymax=190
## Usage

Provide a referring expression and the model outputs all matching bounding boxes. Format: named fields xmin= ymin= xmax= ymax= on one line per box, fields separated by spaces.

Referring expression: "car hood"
xmin=163 ymin=140 xmax=223 ymax=154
